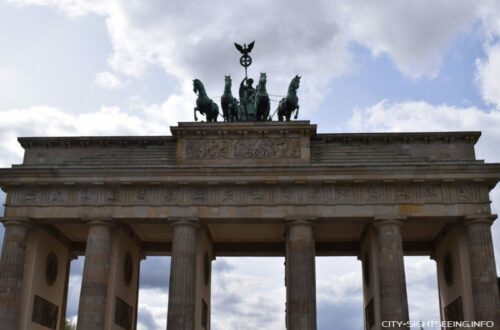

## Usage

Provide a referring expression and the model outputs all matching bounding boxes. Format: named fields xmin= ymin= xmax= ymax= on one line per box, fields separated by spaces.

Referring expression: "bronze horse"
xmin=193 ymin=79 xmax=219 ymax=122
xmin=221 ymin=75 xmax=239 ymax=122
xmin=255 ymin=72 xmax=270 ymax=121
xmin=277 ymin=75 xmax=300 ymax=121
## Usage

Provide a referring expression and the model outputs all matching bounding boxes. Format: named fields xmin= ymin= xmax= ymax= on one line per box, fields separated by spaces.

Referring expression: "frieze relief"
xmin=185 ymin=138 xmax=301 ymax=160
xmin=10 ymin=182 xmax=485 ymax=207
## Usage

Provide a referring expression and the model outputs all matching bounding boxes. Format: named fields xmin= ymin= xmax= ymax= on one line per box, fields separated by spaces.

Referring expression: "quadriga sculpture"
xmin=277 ymin=75 xmax=300 ymax=121
xmin=255 ymin=72 xmax=270 ymax=121
xmin=193 ymin=79 xmax=219 ymax=122
xmin=221 ymin=75 xmax=239 ymax=122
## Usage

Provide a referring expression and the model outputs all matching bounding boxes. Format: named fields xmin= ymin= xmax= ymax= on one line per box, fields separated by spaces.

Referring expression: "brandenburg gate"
xmin=0 ymin=121 xmax=499 ymax=329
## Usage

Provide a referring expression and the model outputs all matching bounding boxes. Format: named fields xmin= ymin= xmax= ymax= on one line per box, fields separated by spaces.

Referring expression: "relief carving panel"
xmin=185 ymin=138 xmax=301 ymax=160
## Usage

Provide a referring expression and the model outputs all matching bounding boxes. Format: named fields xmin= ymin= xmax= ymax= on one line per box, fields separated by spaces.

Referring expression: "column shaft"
xmin=464 ymin=217 xmax=500 ymax=326
xmin=286 ymin=220 xmax=317 ymax=330
xmin=167 ymin=221 xmax=199 ymax=330
xmin=77 ymin=221 xmax=113 ymax=330
xmin=0 ymin=220 xmax=29 ymax=330
xmin=375 ymin=219 xmax=409 ymax=329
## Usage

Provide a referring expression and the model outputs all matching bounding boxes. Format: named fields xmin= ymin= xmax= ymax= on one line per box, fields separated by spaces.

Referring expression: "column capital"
xmin=170 ymin=217 xmax=201 ymax=228
xmin=284 ymin=217 xmax=315 ymax=228
xmin=463 ymin=214 xmax=497 ymax=226
xmin=83 ymin=218 xmax=116 ymax=228
xmin=373 ymin=216 xmax=406 ymax=227
xmin=0 ymin=217 xmax=31 ymax=228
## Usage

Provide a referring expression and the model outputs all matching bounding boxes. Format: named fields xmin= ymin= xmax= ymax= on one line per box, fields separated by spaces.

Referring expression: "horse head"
xmin=259 ymin=72 xmax=267 ymax=82
xmin=193 ymin=79 xmax=202 ymax=94
xmin=224 ymin=75 xmax=232 ymax=88
xmin=258 ymin=72 xmax=267 ymax=89
xmin=291 ymin=75 xmax=301 ymax=90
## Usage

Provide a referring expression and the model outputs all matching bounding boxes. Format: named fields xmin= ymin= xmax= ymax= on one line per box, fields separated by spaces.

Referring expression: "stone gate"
xmin=0 ymin=121 xmax=499 ymax=329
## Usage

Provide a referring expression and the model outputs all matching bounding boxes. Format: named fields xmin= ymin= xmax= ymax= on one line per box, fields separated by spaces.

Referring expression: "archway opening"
xmin=64 ymin=256 xmax=84 ymax=327
xmin=404 ymin=256 xmax=440 ymax=329
xmin=136 ymin=256 xmax=170 ymax=330
xmin=316 ymin=257 xmax=364 ymax=330
xmin=211 ymin=257 xmax=286 ymax=330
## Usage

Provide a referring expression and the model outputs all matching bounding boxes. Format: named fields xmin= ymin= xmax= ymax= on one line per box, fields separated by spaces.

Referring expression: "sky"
xmin=0 ymin=0 xmax=500 ymax=329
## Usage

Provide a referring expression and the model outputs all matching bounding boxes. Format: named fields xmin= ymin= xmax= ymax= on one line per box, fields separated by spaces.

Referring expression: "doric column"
xmin=374 ymin=218 xmax=409 ymax=328
xmin=285 ymin=220 xmax=317 ymax=330
xmin=77 ymin=220 xmax=114 ymax=330
xmin=463 ymin=216 xmax=500 ymax=326
xmin=0 ymin=219 xmax=30 ymax=330
xmin=167 ymin=220 xmax=200 ymax=330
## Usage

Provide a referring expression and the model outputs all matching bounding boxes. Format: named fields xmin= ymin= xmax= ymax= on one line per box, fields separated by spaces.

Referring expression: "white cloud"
xmin=476 ymin=44 xmax=500 ymax=108
xmin=0 ymin=103 xmax=192 ymax=167
xmin=4 ymin=0 xmax=105 ymax=17
xmin=94 ymin=71 xmax=123 ymax=89
xmin=211 ymin=258 xmax=285 ymax=330
xmin=137 ymin=288 xmax=168 ymax=330
xmin=7 ymin=0 xmax=497 ymax=118
xmin=9 ymin=0 xmax=487 ymax=80
xmin=340 ymin=0 xmax=479 ymax=79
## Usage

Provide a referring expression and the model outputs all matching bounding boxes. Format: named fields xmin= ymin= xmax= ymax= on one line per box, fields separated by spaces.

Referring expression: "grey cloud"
xmin=139 ymin=256 xmax=170 ymax=291
xmin=317 ymin=300 xmax=364 ymax=330
xmin=213 ymin=258 xmax=234 ymax=273
xmin=137 ymin=306 xmax=160 ymax=329
xmin=212 ymin=291 xmax=282 ymax=329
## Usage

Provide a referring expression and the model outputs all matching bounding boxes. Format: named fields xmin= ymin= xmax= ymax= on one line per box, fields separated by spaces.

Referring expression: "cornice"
xmin=18 ymin=136 xmax=175 ymax=149
xmin=313 ymin=131 xmax=481 ymax=145
xmin=0 ymin=162 xmax=499 ymax=182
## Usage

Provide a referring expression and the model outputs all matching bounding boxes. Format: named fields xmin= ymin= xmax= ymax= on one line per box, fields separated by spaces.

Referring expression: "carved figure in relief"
xmin=424 ymin=185 xmax=440 ymax=201
xmin=309 ymin=187 xmax=322 ymax=202
xmin=136 ymin=189 xmax=147 ymax=201
xmin=164 ymin=189 xmax=176 ymax=202
xmin=277 ymin=75 xmax=300 ymax=121
xmin=396 ymin=187 xmax=412 ymax=200
xmin=221 ymin=75 xmax=239 ymax=122
xmin=367 ymin=187 xmax=383 ymax=202
xmin=79 ymin=190 xmax=91 ymax=203
xmin=336 ymin=186 xmax=352 ymax=201
xmin=456 ymin=185 xmax=471 ymax=201
xmin=280 ymin=186 xmax=295 ymax=202
xmin=249 ymin=188 xmax=264 ymax=202
xmin=222 ymin=189 xmax=235 ymax=203
xmin=193 ymin=79 xmax=219 ymax=122
xmin=50 ymin=191 xmax=63 ymax=202
xmin=108 ymin=189 xmax=119 ymax=203
xmin=23 ymin=190 xmax=38 ymax=202
xmin=193 ymin=188 xmax=207 ymax=202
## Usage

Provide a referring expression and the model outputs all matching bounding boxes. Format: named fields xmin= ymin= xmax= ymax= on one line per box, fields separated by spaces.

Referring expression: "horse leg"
xmin=294 ymin=106 xmax=299 ymax=120
xmin=194 ymin=107 xmax=198 ymax=121
xmin=213 ymin=103 xmax=219 ymax=122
